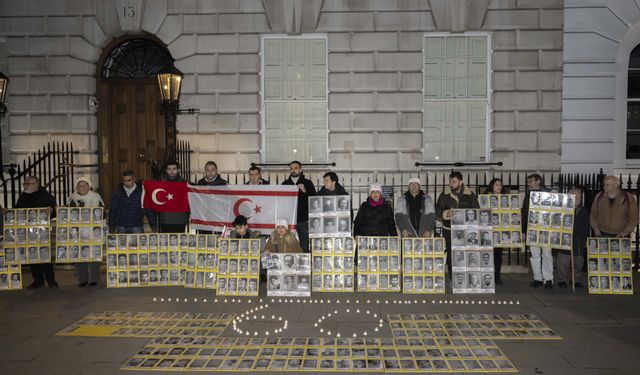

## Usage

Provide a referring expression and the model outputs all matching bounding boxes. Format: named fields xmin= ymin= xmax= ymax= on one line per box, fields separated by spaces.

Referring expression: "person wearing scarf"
xmin=353 ymin=183 xmax=397 ymax=237
xmin=68 ymin=177 xmax=104 ymax=287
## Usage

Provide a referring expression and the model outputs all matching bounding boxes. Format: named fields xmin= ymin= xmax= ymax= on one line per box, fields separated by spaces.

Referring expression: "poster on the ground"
xmin=105 ymin=233 xmax=219 ymax=290
xmin=356 ymin=236 xmax=401 ymax=292
xmin=311 ymin=236 xmax=355 ymax=292
xmin=401 ymin=237 xmax=446 ymax=294
xmin=266 ymin=253 xmax=311 ymax=297
xmin=215 ymin=238 xmax=260 ymax=296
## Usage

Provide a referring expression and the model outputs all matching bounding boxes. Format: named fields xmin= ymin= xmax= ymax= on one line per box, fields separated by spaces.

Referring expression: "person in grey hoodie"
xmin=394 ymin=177 xmax=436 ymax=238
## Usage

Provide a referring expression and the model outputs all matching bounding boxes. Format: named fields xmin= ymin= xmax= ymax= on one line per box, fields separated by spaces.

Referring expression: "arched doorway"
xmin=97 ymin=36 xmax=174 ymax=206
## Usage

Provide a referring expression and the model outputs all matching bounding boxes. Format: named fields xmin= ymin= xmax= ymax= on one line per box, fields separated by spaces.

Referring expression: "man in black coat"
xmin=196 ymin=161 xmax=228 ymax=186
xmin=15 ymin=176 xmax=58 ymax=289
xmin=435 ymin=171 xmax=479 ymax=278
xmin=282 ymin=161 xmax=316 ymax=252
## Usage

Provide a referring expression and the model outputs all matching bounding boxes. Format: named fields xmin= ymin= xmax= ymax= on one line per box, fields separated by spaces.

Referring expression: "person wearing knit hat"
xmin=394 ymin=177 xmax=436 ymax=238
xmin=353 ymin=182 xmax=397 ymax=236
xmin=68 ymin=176 xmax=105 ymax=287
xmin=265 ymin=219 xmax=303 ymax=253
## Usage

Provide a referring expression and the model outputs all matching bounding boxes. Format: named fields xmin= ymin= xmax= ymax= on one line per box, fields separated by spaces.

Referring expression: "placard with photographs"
xmin=311 ymin=236 xmax=355 ymax=292
xmin=3 ymin=208 xmax=52 ymax=265
xmin=478 ymin=194 xmax=523 ymax=248
xmin=105 ymin=233 xmax=218 ymax=289
xmin=216 ymin=238 xmax=261 ymax=296
xmin=401 ymin=238 xmax=446 ymax=294
xmin=451 ymin=208 xmax=495 ymax=294
xmin=184 ymin=234 xmax=218 ymax=290
xmin=308 ymin=196 xmax=352 ymax=237
xmin=356 ymin=236 xmax=401 ymax=292
xmin=0 ymin=265 xmax=22 ymax=290
xmin=266 ymin=253 xmax=311 ymax=297
xmin=525 ymin=192 xmax=575 ymax=250
xmin=55 ymin=206 xmax=105 ymax=263
xmin=587 ymin=237 xmax=633 ymax=295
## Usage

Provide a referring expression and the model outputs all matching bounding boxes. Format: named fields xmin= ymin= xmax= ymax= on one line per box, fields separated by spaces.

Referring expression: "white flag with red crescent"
xmin=188 ymin=185 xmax=299 ymax=234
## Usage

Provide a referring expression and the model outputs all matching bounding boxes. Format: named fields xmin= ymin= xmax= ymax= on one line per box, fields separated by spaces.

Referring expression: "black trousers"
xmin=494 ymin=248 xmax=503 ymax=281
xmin=443 ymin=229 xmax=452 ymax=278
xmin=160 ymin=224 xmax=186 ymax=233
xmin=30 ymin=263 xmax=55 ymax=285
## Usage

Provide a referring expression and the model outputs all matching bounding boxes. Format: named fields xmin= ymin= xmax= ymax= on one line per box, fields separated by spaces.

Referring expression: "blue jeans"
xmin=116 ymin=226 xmax=144 ymax=234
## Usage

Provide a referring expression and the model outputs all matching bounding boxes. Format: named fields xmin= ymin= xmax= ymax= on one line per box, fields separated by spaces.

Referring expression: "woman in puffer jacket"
xmin=353 ymin=183 xmax=397 ymax=237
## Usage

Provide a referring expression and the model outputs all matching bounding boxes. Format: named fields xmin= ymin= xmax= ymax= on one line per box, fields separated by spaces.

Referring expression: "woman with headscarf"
xmin=264 ymin=219 xmax=303 ymax=253
xmin=68 ymin=177 xmax=105 ymax=287
xmin=483 ymin=178 xmax=507 ymax=285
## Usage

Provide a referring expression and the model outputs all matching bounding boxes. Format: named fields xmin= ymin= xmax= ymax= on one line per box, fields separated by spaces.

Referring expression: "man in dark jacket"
xmin=109 ymin=170 xmax=145 ymax=233
xmin=435 ymin=171 xmax=479 ymax=278
xmin=282 ymin=161 xmax=316 ymax=252
xmin=317 ymin=172 xmax=348 ymax=196
xmin=395 ymin=177 xmax=436 ymax=238
xmin=245 ymin=166 xmax=270 ymax=185
xmin=557 ymin=187 xmax=589 ymax=288
xmin=146 ymin=161 xmax=189 ymax=233
xmin=354 ymin=183 xmax=397 ymax=236
xmin=196 ymin=161 xmax=228 ymax=186
xmin=16 ymin=176 xmax=58 ymax=289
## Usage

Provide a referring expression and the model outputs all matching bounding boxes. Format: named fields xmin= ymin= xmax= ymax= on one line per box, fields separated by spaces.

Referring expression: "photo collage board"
xmin=311 ymin=236 xmax=355 ymax=292
xmin=3 ymin=207 xmax=52 ymax=265
xmin=55 ymin=206 xmax=105 ymax=263
xmin=401 ymin=238 xmax=446 ymax=294
xmin=105 ymin=233 xmax=218 ymax=290
xmin=478 ymin=194 xmax=523 ymax=247
xmin=451 ymin=209 xmax=495 ymax=294
xmin=216 ymin=238 xmax=261 ymax=296
xmin=265 ymin=253 xmax=311 ymax=297
xmin=525 ymin=192 xmax=576 ymax=250
xmin=308 ymin=195 xmax=352 ymax=237
xmin=0 ymin=264 xmax=22 ymax=291
xmin=357 ymin=236 xmax=401 ymax=292
xmin=587 ymin=237 xmax=633 ymax=295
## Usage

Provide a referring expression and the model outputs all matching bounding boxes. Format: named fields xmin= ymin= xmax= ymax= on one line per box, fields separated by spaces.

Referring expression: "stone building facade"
xmin=0 ymin=0 xmax=565 ymax=189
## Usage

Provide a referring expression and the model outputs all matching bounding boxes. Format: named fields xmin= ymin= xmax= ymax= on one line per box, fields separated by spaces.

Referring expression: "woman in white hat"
xmin=265 ymin=219 xmax=303 ymax=253
xmin=68 ymin=177 xmax=104 ymax=287
xmin=353 ymin=183 xmax=397 ymax=236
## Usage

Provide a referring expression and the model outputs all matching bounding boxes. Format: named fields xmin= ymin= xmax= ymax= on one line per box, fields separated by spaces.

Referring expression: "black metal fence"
xmin=0 ymin=142 xmax=76 ymax=208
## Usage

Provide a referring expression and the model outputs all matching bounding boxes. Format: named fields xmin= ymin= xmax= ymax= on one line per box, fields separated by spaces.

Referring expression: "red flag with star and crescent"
xmin=188 ymin=185 xmax=299 ymax=234
xmin=142 ymin=181 xmax=189 ymax=212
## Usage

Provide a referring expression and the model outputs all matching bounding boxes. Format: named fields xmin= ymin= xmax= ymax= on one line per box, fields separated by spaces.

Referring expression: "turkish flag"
xmin=142 ymin=181 xmax=189 ymax=212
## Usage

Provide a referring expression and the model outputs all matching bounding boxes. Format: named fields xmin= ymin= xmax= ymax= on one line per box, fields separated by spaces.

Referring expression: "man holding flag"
xmin=144 ymin=161 xmax=189 ymax=233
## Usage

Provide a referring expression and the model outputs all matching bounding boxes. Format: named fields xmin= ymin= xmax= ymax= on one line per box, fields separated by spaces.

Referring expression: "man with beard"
xmin=436 ymin=171 xmax=479 ymax=278
xmin=146 ymin=161 xmax=189 ymax=233
xmin=282 ymin=161 xmax=316 ymax=252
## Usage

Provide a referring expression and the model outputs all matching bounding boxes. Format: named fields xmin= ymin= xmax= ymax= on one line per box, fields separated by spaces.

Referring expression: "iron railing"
xmin=0 ymin=142 xmax=77 ymax=208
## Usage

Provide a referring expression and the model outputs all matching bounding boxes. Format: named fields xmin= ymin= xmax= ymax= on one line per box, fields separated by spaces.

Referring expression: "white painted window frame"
xmin=259 ymin=34 xmax=329 ymax=164
xmin=422 ymin=32 xmax=493 ymax=164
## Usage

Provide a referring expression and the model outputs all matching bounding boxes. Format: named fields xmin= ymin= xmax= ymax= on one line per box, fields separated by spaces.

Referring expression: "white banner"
xmin=188 ymin=185 xmax=299 ymax=234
